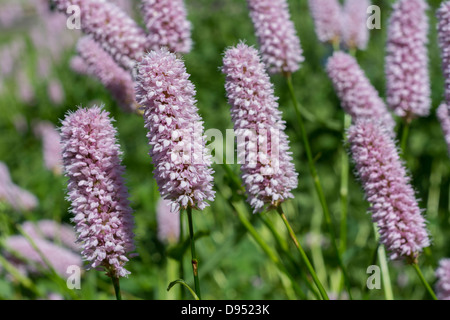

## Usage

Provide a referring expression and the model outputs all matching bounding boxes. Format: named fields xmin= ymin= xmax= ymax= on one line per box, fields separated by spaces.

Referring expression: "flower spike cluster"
xmin=246 ymin=0 xmax=303 ymax=74
xmin=0 ymin=162 xmax=38 ymax=212
xmin=22 ymin=219 xmax=79 ymax=252
xmin=53 ymin=0 xmax=147 ymax=70
xmin=327 ymin=52 xmax=395 ymax=132
xmin=437 ymin=103 xmax=450 ymax=156
xmin=76 ymin=37 xmax=138 ymax=113
xmin=385 ymin=0 xmax=430 ymax=120
xmin=141 ymin=0 xmax=192 ymax=54
xmin=34 ymin=121 xmax=63 ymax=175
xmin=347 ymin=119 xmax=430 ymax=261
xmin=437 ymin=2 xmax=450 ymax=105
xmin=135 ymin=48 xmax=215 ymax=212
xmin=5 ymin=235 xmax=82 ymax=276
xmin=308 ymin=0 xmax=342 ymax=45
xmin=222 ymin=43 xmax=298 ymax=213
xmin=342 ymin=0 xmax=370 ymax=50
xmin=60 ymin=106 xmax=136 ymax=278
xmin=436 ymin=259 xmax=450 ymax=300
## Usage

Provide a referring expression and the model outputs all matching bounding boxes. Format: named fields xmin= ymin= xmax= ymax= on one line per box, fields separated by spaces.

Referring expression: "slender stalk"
xmin=411 ymin=263 xmax=437 ymax=300
xmin=340 ymin=113 xmax=351 ymax=255
xmin=186 ymin=206 xmax=201 ymax=299
xmin=276 ymin=206 xmax=329 ymax=300
xmin=232 ymin=201 xmax=308 ymax=300
xmin=378 ymin=244 xmax=394 ymax=300
xmin=372 ymin=224 xmax=394 ymax=300
xmin=362 ymin=244 xmax=379 ymax=299
xmin=400 ymin=120 xmax=410 ymax=155
xmin=286 ymin=74 xmax=353 ymax=299
xmin=258 ymin=214 xmax=321 ymax=300
xmin=179 ymin=212 xmax=185 ymax=300
xmin=111 ymin=276 xmax=122 ymax=300
xmin=332 ymin=39 xmax=340 ymax=52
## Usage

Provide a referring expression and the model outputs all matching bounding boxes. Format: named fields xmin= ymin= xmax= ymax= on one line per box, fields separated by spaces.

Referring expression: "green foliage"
xmin=0 ymin=0 xmax=449 ymax=300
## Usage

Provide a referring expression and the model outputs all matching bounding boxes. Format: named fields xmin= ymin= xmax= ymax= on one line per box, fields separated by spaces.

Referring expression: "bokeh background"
xmin=0 ymin=0 xmax=448 ymax=300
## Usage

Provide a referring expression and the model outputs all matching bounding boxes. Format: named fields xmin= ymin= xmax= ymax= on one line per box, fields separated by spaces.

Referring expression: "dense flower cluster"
xmin=60 ymin=106 xmax=136 ymax=278
xmin=141 ymin=0 xmax=192 ymax=54
xmin=436 ymin=259 xmax=450 ymax=300
xmin=437 ymin=2 xmax=450 ymax=105
xmin=135 ymin=48 xmax=215 ymax=212
xmin=246 ymin=0 xmax=303 ymax=74
xmin=385 ymin=0 xmax=430 ymax=120
xmin=342 ymin=0 xmax=370 ymax=50
xmin=308 ymin=0 xmax=342 ymax=44
xmin=347 ymin=120 xmax=430 ymax=261
xmin=0 ymin=162 xmax=38 ymax=211
xmin=76 ymin=37 xmax=138 ymax=113
xmin=222 ymin=43 xmax=298 ymax=213
xmin=327 ymin=52 xmax=395 ymax=132
xmin=53 ymin=0 xmax=147 ymax=70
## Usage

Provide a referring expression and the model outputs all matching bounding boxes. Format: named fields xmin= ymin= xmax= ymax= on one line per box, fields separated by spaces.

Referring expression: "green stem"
xmin=179 ymin=212 xmax=185 ymax=300
xmin=362 ymin=244 xmax=379 ymax=299
xmin=286 ymin=74 xmax=352 ymax=299
xmin=111 ymin=276 xmax=122 ymax=300
xmin=258 ymin=214 xmax=321 ymax=300
xmin=411 ymin=263 xmax=438 ymax=300
xmin=400 ymin=120 xmax=410 ymax=155
xmin=232 ymin=200 xmax=308 ymax=299
xmin=276 ymin=206 xmax=329 ymax=300
xmin=378 ymin=244 xmax=394 ymax=300
xmin=187 ymin=207 xmax=201 ymax=300
xmin=340 ymin=113 xmax=351 ymax=255
xmin=372 ymin=224 xmax=394 ymax=300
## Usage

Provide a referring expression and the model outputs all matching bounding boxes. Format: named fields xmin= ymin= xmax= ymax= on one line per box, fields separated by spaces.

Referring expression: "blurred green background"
xmin=0 ymin=0 xmax=449 ymax=300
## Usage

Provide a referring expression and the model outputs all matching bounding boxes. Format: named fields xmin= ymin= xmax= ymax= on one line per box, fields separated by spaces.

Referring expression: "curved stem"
xmin=232 ymin=200 xmax=308 ymax=299
xmin=378 ymin=244 xmax=394 ymax=300
xmin=187 ymin=207 xmax=201 ymax=299
xmin=400 ymin=120 xmax=410 ymax=155
xmin=340 ymin=113 xmax=351 ymax=255
xmin=258 ymin=214 xmax=321 ymax=300
xmin=276 ymin=206 xmax=329 ymax=300
xmin=179 ymin=212 xmax=185 ymax=300
xmin=286 ymin=74 xmax=353 ymax=299
xmin=411 ymin=263 xmax=437 ymax=300
xmin=111 ymin=276 xmax=122 ymax=300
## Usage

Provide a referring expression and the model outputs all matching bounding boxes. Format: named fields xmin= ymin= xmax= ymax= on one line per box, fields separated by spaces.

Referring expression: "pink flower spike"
xmin=308 ymin=0 xmax=342 ymax=45
xmin=342 ymin=0 xmax=370 ymax=50
xmin=385 ymin=0 xmax=430 ymax=120
xmin=141 ymin=0 xmax=192 ymax=54
xmin=76 ymin=37 xmax=138 ymax=113
xmin=436 ymin=259 xmax=450 ymax=300
xmin=437 ymin=103 xmax=450 ymax=156
xmin=135 ymin=48 xmax=215 ymax=212
xmin=60 ymin=105 xmax=136 ymax=278
xmin=34 ymin=121 xmax=63 ymax=175
xmin=437 ymin=2 xmax=450 ymax=105
xmin=347 ymin=119 xmax=430 ymax=261
xmin=326 ymin=51 xmax=395 ymax=132
xmin=246 ymin=0 xmax=303 ymax=74
xmin=22 ymin=220 xmax=79 ymax=252
xmin=5 ymin=235 xmax=82 ymax=277
xmin=222 ymin=43 xmax=298 ymax=213
xmin=0 ymin=162 xmax=38 ymax=212
xmin=53 ymin=0 xmax=147 ymax=70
